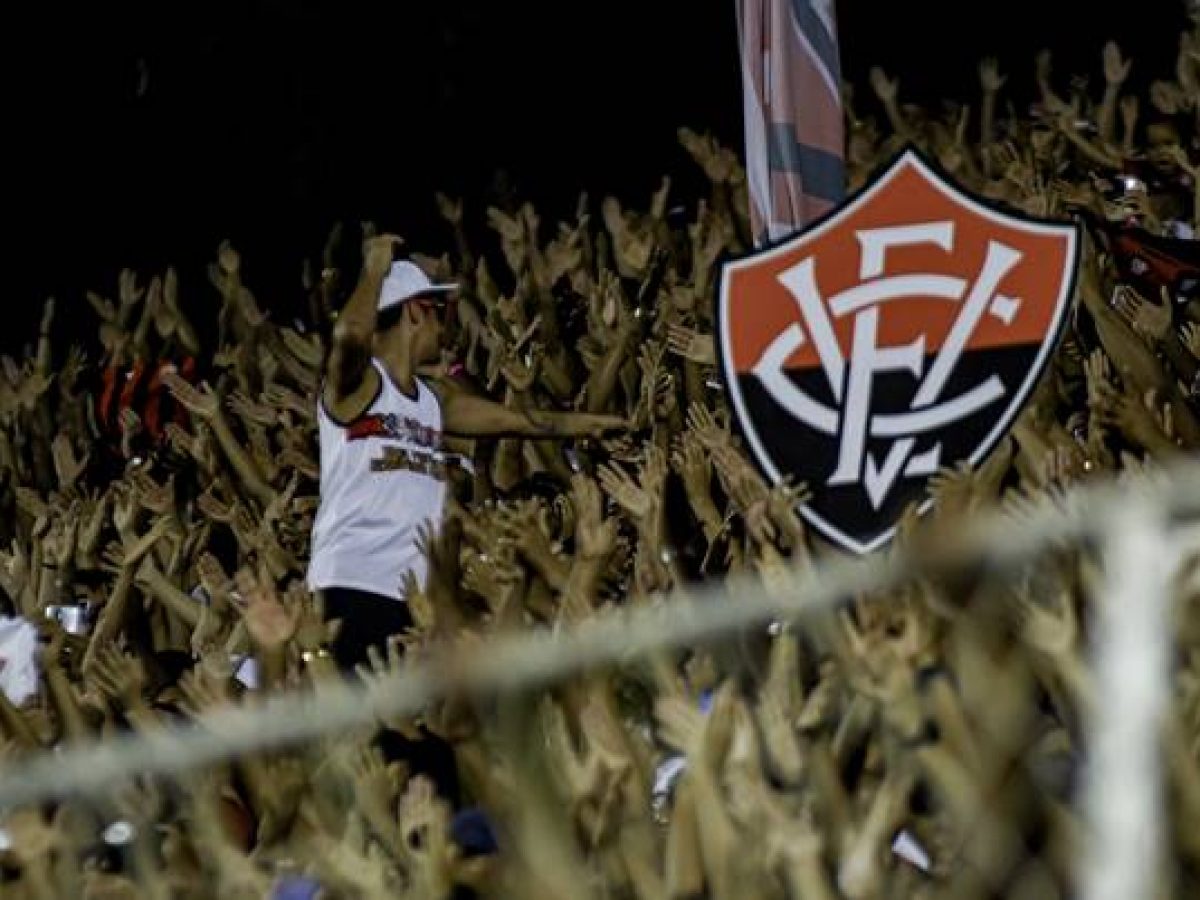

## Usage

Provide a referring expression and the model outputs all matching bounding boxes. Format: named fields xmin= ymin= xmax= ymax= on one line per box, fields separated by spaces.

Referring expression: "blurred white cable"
xmin=1081 ymin=503 xmax=1176 ymax=900
xmin=0 ymin=462 xmax=1196 ymax=809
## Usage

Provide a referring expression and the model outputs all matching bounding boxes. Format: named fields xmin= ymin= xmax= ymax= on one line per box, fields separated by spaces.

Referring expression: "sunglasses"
xmin=376 ymin=295 xmax=456 ymax=331
xmin=412 ymin=296 xmax=456 ymax=324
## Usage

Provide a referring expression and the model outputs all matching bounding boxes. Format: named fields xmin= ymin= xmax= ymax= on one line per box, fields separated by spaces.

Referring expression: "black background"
xmin=1 ymin=0 xmax=1189 ymax=347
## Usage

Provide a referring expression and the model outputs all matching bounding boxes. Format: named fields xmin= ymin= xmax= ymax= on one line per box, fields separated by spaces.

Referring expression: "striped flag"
xmin=736 ymin=0 xmax=846 ymax=245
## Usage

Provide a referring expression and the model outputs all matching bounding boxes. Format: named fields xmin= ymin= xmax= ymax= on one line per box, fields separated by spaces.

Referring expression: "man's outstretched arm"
xmin=438 ymin=387 xmax=627 ymax=439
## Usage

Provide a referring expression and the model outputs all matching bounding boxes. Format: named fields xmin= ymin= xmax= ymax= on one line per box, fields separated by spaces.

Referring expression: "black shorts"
xmin=318 ymin=586 xmax=460 ymax=804
xmin=318 ymin=586 xmax=414 ymax=670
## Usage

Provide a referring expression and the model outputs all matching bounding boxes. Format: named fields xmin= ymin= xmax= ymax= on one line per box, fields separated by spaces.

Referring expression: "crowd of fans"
xmin=0 ymin=24 xmax=1198 ymax=900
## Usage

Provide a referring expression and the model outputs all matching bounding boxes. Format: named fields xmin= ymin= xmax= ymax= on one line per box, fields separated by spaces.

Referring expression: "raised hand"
xmin=1103 ymin=40 xmax=1132 ymax=85
xmin=1094 ymin=385 xmax=1176 ymax=453
xmin=666 ymin=322 xmax=716 ymax=365
xmin=686 ymin=402 xmax=732 ymax=451
xmin=598 ymin=460 xmax=653 ymax=522
xmin=51 ymin=434 xmax=89 ymax=489
xmin=89 ymin=643 xmax=148 ymax=712
xmin=263 ymin=382 xmax=315 ymax=421
xmin=979 ymin=57 xmax=1007 ymax=93
xmin=1083 ymin=348 xmax=1116 ymax=410
xmin=130 ymin=470 xmax=175 ymax=516
xmin=494 ymin=498 xmax=567 ymax=589
xmin=869 ymin=66 xmax=900 ymax=105
xmin=435 ymin=191 xmax=464 ymax=227
xmin=197 ymin=486 xmax=236 ymax=524
xmin=226 ymin=390 xmax=277 ymax=427
xmin=571 ymin=473 xmax=619 ymax=561
xmin=1114 ymin=286 xmax=1173 ymax=343
xmin=1180 ymin=323 xmax=1200 ymax=361
xmin=233 ymin=567 xmax=299 ymax=653
xmin=86 ymin=290 xmax=117 ymax=323
xmin=1012 ymin=584 xmax=1080 ymax=662
xmin=398 ymin=775 xmax=456 ymax=897
xmin=162 ymin=372 xmax=219 ymax=420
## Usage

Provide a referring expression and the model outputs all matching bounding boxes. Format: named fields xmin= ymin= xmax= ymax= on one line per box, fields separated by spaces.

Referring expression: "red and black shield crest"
xmin=716 ymin=148 xmax=1080 ymax=554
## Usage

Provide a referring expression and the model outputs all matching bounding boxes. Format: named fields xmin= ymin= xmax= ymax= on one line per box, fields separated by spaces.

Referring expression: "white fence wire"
xmin=0 ymin=460 xmax=1197 ymax=895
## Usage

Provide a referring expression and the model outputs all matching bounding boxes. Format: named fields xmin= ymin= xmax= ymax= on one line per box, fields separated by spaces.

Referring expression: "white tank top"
xmin=307 ymin=361 xmax=449 ymax=601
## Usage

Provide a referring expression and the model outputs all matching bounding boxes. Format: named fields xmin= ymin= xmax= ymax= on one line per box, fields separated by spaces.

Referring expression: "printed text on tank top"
xmin=344 ymin=399 xmax=462 ymax=482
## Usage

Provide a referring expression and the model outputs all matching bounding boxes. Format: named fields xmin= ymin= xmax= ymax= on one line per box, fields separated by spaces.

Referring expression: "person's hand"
xmin=1103 ymin=40 xmax=1132 ymax=85
xmin=926 ymin=460 xmax=984 ymax=519
xmin=1012 ymin=585 xmax=1079 ymax=662
xmin=1151 ymin=79 xmax=1185 ymax=115
xmin=188 ymin=598 xmax=230 ymax=659
xmin=764 ymin=477 xmax=810 ymax=550
xmin=361 ymin=233 xmax=403 ymax=277
xmin=86 ymin=290 xmax=117 ymax=323
xmin=461 ymin=549 xmax=523 ymax=621
xmin=869 ymin=66 xmax=900 ymax=105
xmin=197 ymin=486 xmax=237 ymax=524
xmin=162 ymin=372 xmax=218 ymax=420
xmin=1160 ymin=141 xmax=1199 ymax=180
xmin=1094 ymin=384 xmax=1175 ymax=452
xmin=497 ymin=339 xmax=542 ymax=393
xmin=979 ymin=57 xmax=1007 ymax=93
xmin=38 ymin=296 xmax=56 ymax=338
xmin=262 ymin=381 xmax=315 ymax=421
xmin=494 ymin=498 xmax=568 ymax=591
xmin=598 ymin=460 xmax=654 ymax=522
xmin=686 ymin=402 xmax=732 ymax=451
xmin=88 ymin=643 xmax=148 ymax=712
xmin=634 ymin=342 xmax=676 ymax=425
xmin=602 ymin=197 xmax=655 ymax=278
xmin=655 ymin=681 xmax=735 ymax=771
xmin=4 ymin=808 xmax=61 ymax=867
xmin=347 ymin=741 xmax=407 ymax=821
xmin=435 ymin=191 xmax=464 ymax=227
xmin=678 ymin=127 xmax=738 ymax=183
xmin=571 ymin=473 xmax=618 ymax=562
xmin=130 ymin=470 xmax=175 ymax=516
xmin=279 ymin=329 xmax=325 ymax=376
xmin=278 ymin=447 xmax=320 ymax=480
xmin=487 ymin=207 xmax=528 ymax=274
xmin=356 ymin=640 xmax=417 ymax=735
xmin=1114 ymin=286 xmax=1173 ymax=344
xmin=14 ymin=368 xmax=54 ymax=411
xmin=117 ymin=268 xmax=145 ymax=313
xmin=1083 ymin=349 xmax=1116 ymax=410
xmin=398 ymin=775 xmax=457 ymax=896
xmin=671 ymin=431 xmax=712 ymax=498
xmin=711 ymin=444 xmax=769 ymax=515
xmin=574 ymin=412 xmax=629 ymax=440
xmin=667 ymin=323 xmax=716 ymax=365
xmin=51 ymin=434 xmax=89 ymax=489
xmin=57 ymin=344 xmax=88 ymax=396
xmin=234 ymin=567 xmax=299 ymax=653
xmin=177 ymin=660 xmax=235 ymax=719
xmin=226 ymin=390 xmax=277 ymax=427
xmin=839 ymin=604 xmax=924 ymax=736
xmin=1179 ymin=323 xmax=1200 ymax=361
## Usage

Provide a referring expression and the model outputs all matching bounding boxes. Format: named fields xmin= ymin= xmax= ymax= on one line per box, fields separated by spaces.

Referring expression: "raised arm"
xmin=323 ymin=235 xmax=402 ymax=419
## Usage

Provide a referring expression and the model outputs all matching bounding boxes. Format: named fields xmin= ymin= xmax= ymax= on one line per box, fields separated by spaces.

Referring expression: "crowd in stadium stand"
xmin=0 ymin=24 xmax=1198 ymax=900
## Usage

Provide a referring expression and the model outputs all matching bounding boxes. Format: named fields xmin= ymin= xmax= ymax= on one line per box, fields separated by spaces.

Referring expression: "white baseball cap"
xmin=378 ymin=261 xmax=457 ymax=313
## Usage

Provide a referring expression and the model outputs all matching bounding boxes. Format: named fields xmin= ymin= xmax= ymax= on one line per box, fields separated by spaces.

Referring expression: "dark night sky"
xmin=0 ymin=0 xmax=1189 ymax=345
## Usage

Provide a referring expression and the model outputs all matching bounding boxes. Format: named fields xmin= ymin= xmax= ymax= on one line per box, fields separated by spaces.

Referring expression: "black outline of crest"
xmin=713 ymin=145 xmax=1081 ymax=554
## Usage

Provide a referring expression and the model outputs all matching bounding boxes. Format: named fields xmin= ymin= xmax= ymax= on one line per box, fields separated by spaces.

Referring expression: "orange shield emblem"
xmin=717 ymin=149 xmax=1079 ymax=553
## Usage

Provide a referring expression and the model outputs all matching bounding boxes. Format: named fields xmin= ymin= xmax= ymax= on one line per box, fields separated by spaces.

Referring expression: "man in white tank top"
xmin=308 ymin=236 xmax=626 ymax=666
